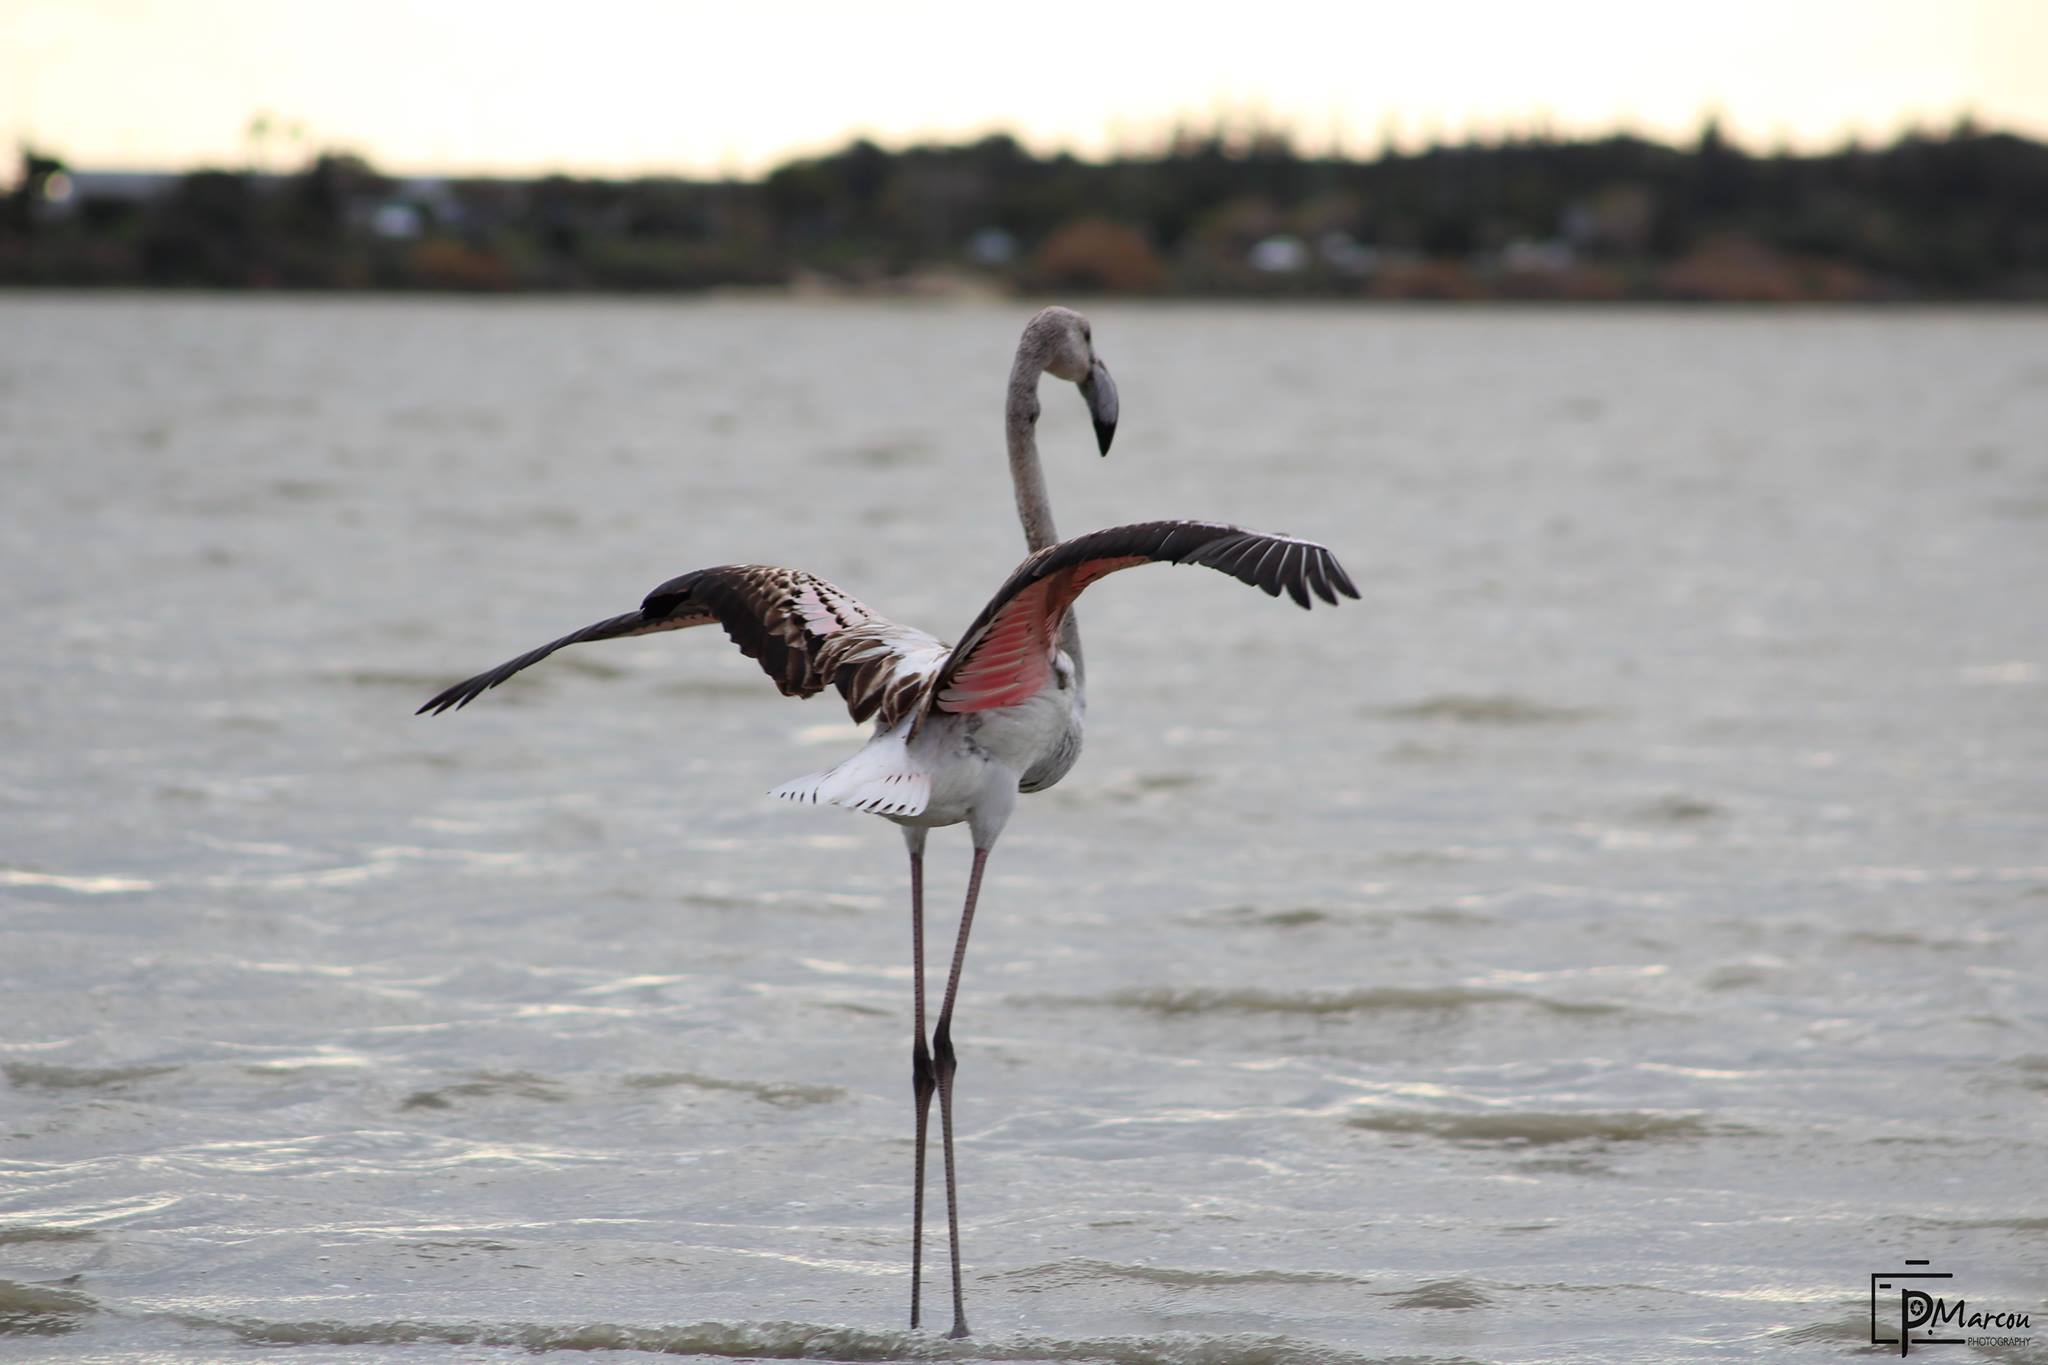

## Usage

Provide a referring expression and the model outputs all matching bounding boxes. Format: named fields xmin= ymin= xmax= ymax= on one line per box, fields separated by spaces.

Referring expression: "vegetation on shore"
xmin=7 ymin=120 xmax=2045 ymax=300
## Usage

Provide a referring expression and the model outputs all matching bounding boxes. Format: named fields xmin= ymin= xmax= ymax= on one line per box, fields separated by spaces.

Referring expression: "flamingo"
xmin=417 ymin=306 xmax=1358 ymax=1337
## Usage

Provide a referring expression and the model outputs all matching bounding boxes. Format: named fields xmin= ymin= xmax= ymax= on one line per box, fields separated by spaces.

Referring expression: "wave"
xmin=653 ymin=677 xmax=784 ymax=700
xmin=328 ymin=668 xmax=465 ymax=691
xmin=169 ymin=1310 xmax=1423 ymax=1364
xmin=3 ymin=1062 xmax=180 ymax=1091
xmin=1908 ymin=1214 xmax=2048 ymax=1232
xmin=399 ymin=1071 xmax=568 ymax=1111
xmin=0 ymin=869 xmax=155 ymax=895
xmin=1052 ymin=986 xmax=1626 ymax=1019
xmin=0 ymin=1279 xmax=95 ymax=1337
xmin=1629 ymin=795 xmax=1723 ymax=823
xmin=623 ymin=1072 xmax=846 ymax=1108
xmin=992 ymin=1258 xmax=1368 ymax=1290
xmin=1196 ymin=904 xmax=1501 ymax=931
xmin=1769 ymin=1316 xmax=1869 ymax=1347
xmin=1347 ymin=1109 xmax=1737 ymax=1146
xmin=0 ymin=1228 xmax=98 ymax=1246
xmin=1191 ymin=905 xmax=1340 ymax=929
xmin=2004 ymin=1054 xmax=2048 ymax=1092
xmin=1374 ymin=693 xmax=1599 ymax=726
xmin=1381 ymin=1279 xmax=1491 ymax=1310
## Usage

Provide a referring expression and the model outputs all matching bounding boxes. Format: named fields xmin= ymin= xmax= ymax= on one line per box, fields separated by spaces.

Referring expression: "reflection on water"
xmin=2 ymin=297 xmax=2046 ymax=1363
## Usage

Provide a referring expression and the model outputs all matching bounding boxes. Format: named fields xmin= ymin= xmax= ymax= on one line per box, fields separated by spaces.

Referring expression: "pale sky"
xmin=4 ymin=0 xmax=2045 ymax=176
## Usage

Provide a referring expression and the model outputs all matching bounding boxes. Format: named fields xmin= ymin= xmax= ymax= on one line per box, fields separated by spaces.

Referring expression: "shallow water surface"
xmin=2 ymin=297 xmax=2046 ymax=1363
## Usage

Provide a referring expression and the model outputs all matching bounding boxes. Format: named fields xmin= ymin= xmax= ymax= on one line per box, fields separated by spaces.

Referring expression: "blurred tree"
xmin=1031 ymin=218 xmax=1164 ymax=292
xmin=139 ymin=171 xmax=260 ymax=284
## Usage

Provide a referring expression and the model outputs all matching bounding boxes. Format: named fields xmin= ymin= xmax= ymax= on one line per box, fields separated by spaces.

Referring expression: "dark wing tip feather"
xmin=1327 ymin=550 xmax=1361 ymax=600
xmin=417 ymin=609 xmax=640 ymax=716
xmin=417 ymin=683 xmax=473 ymax=716
xmin=1280 ymin=544 xmax=1313 ymax=609
xmin=415 ymin=603 xmax=709 ymax=716
xmin=1300 ymin=544 xmax=1337 ymax=606
xmin=1174 ymin=526 xmax=1360 ymax=611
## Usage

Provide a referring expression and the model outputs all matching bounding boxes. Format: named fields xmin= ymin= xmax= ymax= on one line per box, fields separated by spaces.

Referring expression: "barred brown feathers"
xmin=416 ymin=565 xmax=946 ymax=726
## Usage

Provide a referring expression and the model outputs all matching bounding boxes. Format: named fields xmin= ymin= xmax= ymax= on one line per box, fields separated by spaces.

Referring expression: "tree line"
xmin=6 ymin=120 xmax=2045 ymax=299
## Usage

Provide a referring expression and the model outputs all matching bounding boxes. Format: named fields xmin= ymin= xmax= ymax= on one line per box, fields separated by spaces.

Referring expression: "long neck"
xmin=1005 ymin=352 xmax=1085 ymax=679
xmin=1005 ymin=357 xmax=1059 ymax=552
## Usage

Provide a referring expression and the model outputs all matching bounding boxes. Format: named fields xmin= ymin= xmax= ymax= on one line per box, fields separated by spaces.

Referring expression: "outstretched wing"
xmin=418 ymin=565 xmax=948 ymax=726
xmin=929 ymin=521 xmax=1359 ymax=715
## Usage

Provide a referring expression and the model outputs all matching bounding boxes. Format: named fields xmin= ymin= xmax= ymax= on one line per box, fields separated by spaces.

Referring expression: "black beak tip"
xmin=1080 ymin=354 xmax=1118 ymax=455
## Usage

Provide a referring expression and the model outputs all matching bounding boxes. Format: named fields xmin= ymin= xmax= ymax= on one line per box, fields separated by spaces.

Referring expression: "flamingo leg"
xmin=906 ymin=833 xmax=933 ymax=1330
xmin=931 ymin=845 xmax=990 ymax=1340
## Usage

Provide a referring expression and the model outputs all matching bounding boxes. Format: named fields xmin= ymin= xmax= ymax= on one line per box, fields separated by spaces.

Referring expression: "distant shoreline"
xmin=11 ymin=124 xmax=2046 ymax=303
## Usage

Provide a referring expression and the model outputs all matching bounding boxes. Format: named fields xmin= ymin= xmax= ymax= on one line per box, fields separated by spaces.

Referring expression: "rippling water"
xmin=3 ymin=296 xmax=2046 ymax=1363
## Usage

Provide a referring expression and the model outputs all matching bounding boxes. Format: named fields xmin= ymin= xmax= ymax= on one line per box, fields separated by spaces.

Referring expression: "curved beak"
xmin=1079 ymin=356 xmax=1118 ymax=456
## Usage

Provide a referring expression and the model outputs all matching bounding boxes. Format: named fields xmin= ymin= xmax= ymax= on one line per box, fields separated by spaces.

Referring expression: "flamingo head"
xmin=1026 ymin=306 xmax=1118 ymax=456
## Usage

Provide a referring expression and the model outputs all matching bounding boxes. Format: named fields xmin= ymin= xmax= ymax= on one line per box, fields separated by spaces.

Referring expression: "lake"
xmin=2 ymin=295 xmax=2045 ymax=1363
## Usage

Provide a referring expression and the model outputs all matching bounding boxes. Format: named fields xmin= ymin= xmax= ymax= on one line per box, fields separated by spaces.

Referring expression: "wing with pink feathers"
xmin=929 ymin=521 xmax=1359 ymax=716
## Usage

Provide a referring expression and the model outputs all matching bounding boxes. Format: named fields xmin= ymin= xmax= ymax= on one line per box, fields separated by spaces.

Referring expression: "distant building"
xmin=1248 ymin=234 xmax=1308 ymax=273
xmin=966 ymin=227 xmax=1017 ymax=266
